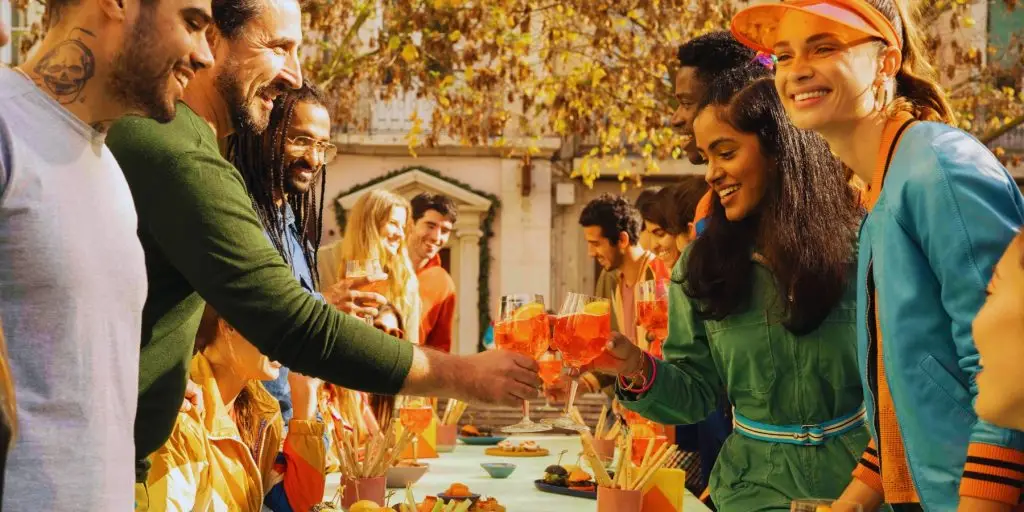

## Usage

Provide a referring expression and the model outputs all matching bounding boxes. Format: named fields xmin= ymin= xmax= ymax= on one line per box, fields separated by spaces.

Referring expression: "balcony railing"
xmin=369 ymin=91 xmax=436 ymax=134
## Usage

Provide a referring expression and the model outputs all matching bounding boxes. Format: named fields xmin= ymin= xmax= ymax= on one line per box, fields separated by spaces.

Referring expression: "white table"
xmin=323 ymin=434 xmax=710 ymax=511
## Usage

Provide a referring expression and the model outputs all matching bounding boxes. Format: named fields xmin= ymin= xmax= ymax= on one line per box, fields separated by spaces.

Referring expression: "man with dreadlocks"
xmin=231 ymin=81 xmax=341 ymax=423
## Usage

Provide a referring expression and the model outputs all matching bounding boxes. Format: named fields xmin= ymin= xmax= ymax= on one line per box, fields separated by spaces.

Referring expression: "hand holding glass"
xmin=543 ymin=293 xmax=611 ymax=431
xmin=494 ymin=294 xmax=552 ymax=433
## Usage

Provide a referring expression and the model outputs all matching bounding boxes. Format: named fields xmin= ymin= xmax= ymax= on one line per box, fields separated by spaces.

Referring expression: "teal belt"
xmin=732 ymin=407 xmax=866 ymax=446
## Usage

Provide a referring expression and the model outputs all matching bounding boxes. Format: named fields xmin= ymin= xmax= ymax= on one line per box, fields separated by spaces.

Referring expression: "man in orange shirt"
xmin=409 ymin=193 xmax=458 ymax=352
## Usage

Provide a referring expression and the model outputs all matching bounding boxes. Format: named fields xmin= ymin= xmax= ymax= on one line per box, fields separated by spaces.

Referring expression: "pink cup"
xmin=341 ymin=476 xmax=386 ymax=509
xmin=593 ymin=438 xmax=616 ymax=463
xmin=436 ymin=424 xmax=457 ymax=452
xmin=597 ymin=486 xmax=643 ymax=512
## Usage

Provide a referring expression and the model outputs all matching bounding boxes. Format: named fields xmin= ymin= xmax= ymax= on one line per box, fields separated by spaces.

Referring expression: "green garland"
xmin=332 ymin=165 xmax=501 ymax=350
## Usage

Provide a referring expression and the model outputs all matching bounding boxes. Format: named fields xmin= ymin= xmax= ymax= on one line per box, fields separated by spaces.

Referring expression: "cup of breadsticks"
xmin=579 ymin=428 xmax=685 ymax=512
xmin=568 ymin=405 xmax=620 ymax=464
xmin=332 ymin=419 xmax=416 ymax=510
xmin=437 ymin=399 xmax=468 ymax=453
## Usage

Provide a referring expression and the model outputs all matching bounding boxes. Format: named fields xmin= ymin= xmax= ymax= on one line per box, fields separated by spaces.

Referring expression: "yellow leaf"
xmin=401 ymin=44 xmax=419 ymax=63
xmin=448 ymin=30 xmax=462 ymax=42
xmin=388 ymin=36 xmax=401 ymax=51
xmin=963 ymin=16 xmax=975 ymax=28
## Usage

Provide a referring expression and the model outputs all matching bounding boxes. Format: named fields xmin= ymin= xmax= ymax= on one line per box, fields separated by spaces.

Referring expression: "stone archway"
xmin=334 ymin=168 xmax=496 ymax=355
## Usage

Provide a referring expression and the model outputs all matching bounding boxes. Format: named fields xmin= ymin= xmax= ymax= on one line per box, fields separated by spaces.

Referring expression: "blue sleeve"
xmin=897 ymin=130 xmax=1024 ymax=449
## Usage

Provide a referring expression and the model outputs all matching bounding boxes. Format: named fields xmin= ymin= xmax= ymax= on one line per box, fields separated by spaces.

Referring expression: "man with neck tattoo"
xmin=0 ymin=0 xmax=214 ymax=509
xmin=106 ymin=0 xmax=540 ymax=500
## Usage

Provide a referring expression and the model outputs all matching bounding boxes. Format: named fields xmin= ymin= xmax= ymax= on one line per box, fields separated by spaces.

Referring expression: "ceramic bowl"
xmin=480 ymin=462 xmax=517 ymax=479
xmin=385 ymin=462 xmax=429 ymax=488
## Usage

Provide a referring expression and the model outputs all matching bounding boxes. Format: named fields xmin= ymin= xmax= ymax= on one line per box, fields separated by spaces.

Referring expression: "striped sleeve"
xmin=264 ymin=419 xmax=327 ymax=512
xmin=851 ymin=439 xmax=884 ymax=496
xmin=959 ymin=443 xmax=1024 ymax=504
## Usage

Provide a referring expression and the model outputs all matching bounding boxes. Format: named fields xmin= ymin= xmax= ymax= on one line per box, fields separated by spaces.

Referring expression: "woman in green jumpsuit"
xmin=593 ymin=76 xmax=869 ymax=510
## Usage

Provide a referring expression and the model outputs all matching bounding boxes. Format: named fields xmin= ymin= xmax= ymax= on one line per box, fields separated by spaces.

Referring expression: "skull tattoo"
xmin=34 ymin=38 xmax=95 ymax=104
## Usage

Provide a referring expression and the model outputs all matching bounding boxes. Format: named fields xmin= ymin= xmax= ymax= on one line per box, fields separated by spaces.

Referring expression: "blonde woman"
xmin=339 ymin=189 xmax=422 ymax=345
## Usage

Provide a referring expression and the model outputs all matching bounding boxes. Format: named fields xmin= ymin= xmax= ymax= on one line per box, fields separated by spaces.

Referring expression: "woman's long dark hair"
xmin=229 ymin=81 xmax=330 ymax=288
xmin=683 ymin=78 xmax=862 ymax=335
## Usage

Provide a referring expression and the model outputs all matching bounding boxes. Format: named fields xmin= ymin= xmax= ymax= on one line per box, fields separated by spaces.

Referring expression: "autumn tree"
xmin=299 ymin=0 xmax=1022 ymax=179
xmin=9 ymin=0 xmax=1022 ymax=172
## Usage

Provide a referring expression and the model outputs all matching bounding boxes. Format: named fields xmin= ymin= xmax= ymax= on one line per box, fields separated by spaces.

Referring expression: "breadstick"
xmin=631 ymin=445 xmax=678 ymax=491
xmin=595 ymin=404 xmax=608 ymax=438
xmin=604 ymin=421 xmax=621 ymax=441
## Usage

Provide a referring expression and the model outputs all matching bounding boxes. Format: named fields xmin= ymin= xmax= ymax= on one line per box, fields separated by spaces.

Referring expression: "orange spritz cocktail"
xmin=636 ymin=279 xmax=669 ymax=341
xmin=399 ymin=406 xmax=433 ymax=435
xmin=559 ymin=306 xmax=611 ymax=368
xmin=538 ymin=358 xmax=562 ymax=387
xmin=637 ymin=299 xmax=668 ymax=333
xmin=494 ymin=302 xmax=550 ymax=359
xmin=496 ymin=294 xmax=553 ymax=433
xmin=544 ymin=294 xmax=611 ymax=431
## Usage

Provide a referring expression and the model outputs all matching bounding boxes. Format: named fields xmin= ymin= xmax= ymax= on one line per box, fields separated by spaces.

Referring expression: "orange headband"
xmin=731 ymin=0 xmax=902 ymax=55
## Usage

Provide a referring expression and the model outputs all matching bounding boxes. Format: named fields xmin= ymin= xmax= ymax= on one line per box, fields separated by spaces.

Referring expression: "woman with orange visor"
xmin=732 ymin=1 xmax=1024 ymax=510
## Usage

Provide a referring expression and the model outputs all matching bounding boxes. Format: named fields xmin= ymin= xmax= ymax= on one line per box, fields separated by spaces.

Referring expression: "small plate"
xmin=457 ymin=435 xmax=508 ymax=446
xmin=533 ymin=480 xmax=597 ymax=500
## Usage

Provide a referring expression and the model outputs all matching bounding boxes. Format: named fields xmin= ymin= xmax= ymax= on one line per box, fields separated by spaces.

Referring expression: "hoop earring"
xmin=874 ymin=79 xmax=889 ymax=112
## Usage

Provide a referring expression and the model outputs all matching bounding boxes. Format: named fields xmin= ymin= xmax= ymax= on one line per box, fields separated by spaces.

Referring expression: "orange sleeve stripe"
xmin=963 ymin=462 xmax=1024 ymax=482
xmin=966 ymin=443 xmax=1024 ymax=466
xmin=959 ymin=444 xmax=1024 ymax=504
xmin=853 ymin=462 xmax=884 ymax=495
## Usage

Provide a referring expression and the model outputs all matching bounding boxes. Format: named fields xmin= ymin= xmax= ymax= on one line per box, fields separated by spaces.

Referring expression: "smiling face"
xmin=694 ymin=105 xmax=770 ymax=221
xmin=215 ymin=0 xmax=303 ymax=133
xmin=380 ymin=206 xmax=408 ymax=256
xmin=670 ymin=66 xmax=707 ymax=165
xmin=643 ymin=220 xmax=681 ymax=267
xmin=584 ymin=226 xmax=625 ymax=271
xmin=409 ymin=209 xmax=454 ymax=264
xmin=282 ymin=101 xmax=331 ymax=196
xmin=974 ymin=234 xmax=1024 ymax=430
xmin=108 ymin=0 xmax=214 ymax=122
xmin=772 ymin=11 xmax=883 ymax=132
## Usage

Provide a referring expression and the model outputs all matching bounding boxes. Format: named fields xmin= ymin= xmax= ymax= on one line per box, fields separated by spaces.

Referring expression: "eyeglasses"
xmin=285 ymin=136 xmax=338 ymax=165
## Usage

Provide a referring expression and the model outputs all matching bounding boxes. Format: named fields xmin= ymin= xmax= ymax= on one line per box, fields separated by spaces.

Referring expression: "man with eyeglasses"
xmin=230 ymin=81 xmax=349 ymax=425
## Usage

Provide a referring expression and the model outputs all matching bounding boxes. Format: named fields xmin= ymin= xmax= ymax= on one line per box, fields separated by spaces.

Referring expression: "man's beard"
xmin=108 ymin=8 xmax=179 ymax=123
xmin=215 ymin=62 xmax=283 ymax=134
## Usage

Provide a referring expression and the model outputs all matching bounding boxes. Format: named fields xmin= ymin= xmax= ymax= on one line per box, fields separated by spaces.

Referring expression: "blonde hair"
xmin=339 ymin=189 xmax=420 ymax=343
xmin=867 ymin=0 xmax=955 ymax=124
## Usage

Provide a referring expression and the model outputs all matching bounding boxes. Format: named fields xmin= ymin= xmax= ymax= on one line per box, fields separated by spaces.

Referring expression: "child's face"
xmin=975 ymin=234 xmax=1024 ymax=430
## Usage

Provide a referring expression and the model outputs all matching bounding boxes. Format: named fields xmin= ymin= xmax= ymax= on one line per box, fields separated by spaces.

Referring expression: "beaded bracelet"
xmin=619 ymin=352 xmax=657 ymax=395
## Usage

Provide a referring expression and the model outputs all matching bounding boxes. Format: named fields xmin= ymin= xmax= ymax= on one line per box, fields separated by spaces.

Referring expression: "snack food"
xmin=459 ymin=425 xmax=493 ymax=437
xmin=446 ymin=483 xmax=472 ymax=498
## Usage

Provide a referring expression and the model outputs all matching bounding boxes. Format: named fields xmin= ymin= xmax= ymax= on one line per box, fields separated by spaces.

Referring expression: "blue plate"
xmin=458 ymin=435 xmax=508 ymax=446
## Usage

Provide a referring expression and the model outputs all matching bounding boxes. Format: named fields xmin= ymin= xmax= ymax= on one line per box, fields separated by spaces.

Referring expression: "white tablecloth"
xmin=323 ymin=434 xmax=711 ymax=511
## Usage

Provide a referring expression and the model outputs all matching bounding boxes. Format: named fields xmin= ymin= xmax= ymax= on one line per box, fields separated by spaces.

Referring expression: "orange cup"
xmin=436 ymin=424 xmax=457 ymax=452
xmin=593 ymin=438 xmax=616 ymax=463
xmin=341 ymin=476 xmax=386 ymax=510
xmin=597 ymin=486 xmax=643 ymax=512
xmin=631 ymin=436 xmax=668 ymax=465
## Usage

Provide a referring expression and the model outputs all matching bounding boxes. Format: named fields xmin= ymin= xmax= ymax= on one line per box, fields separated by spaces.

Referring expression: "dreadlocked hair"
xmin=229 ymin=81 xmax=331 ymax=289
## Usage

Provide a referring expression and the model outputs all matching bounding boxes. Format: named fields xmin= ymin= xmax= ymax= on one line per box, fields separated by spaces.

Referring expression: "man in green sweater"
xmin=107 ymin=0 xmax=540 ymax=488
